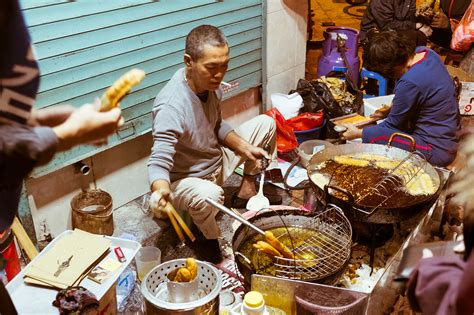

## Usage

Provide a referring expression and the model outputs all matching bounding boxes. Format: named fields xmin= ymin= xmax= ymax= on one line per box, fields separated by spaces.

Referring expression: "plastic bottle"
xmin=231 ymin=291 xmax=268 ymax=315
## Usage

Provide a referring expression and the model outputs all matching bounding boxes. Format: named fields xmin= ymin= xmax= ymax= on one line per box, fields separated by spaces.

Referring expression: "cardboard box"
xmin=447 ymin=65 xmax=474 ymax=116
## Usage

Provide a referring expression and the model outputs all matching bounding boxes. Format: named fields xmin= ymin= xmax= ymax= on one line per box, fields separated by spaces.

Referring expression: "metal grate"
xmin=270 ymin=205 xmax=352 ymax=281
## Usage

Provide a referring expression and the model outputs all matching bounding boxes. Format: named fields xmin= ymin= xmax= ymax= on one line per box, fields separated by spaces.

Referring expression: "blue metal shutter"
xmin=20 ymin=0 xmax=264 ymax=177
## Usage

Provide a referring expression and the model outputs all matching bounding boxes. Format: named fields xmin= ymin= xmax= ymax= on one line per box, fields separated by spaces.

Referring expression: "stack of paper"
xmin=24 ymin=229 xmax=111 ymax=289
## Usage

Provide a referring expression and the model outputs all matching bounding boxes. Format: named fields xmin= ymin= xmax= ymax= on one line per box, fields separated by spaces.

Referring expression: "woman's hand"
xmin=341 ymin=124 xmax=363 ymax=140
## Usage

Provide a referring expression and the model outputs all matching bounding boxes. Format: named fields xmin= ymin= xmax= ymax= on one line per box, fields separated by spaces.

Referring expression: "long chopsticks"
xmin=164 ymin=202 xmax=196 ymax=243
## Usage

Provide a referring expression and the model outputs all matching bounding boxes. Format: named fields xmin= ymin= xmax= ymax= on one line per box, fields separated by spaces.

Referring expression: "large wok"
xmin=306 ymin=139 xmax=441 ymax=224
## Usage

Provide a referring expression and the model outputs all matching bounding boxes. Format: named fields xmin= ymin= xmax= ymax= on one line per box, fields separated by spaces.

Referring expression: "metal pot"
xmin=307 ymin=136 xmax=441 ymax=224
xmin=232 ymin=208 xmax=352 ymax=289
xmin=141 ymin=259 xmax=221 ymax=314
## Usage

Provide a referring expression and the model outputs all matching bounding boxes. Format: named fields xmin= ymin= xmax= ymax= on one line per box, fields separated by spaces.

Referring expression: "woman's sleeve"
xmin=0 ymin=124 xmax=58 ymax=181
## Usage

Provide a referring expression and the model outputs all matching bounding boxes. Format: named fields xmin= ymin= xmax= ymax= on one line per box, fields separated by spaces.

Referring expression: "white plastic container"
xmin=363 ymin=94 xmax=394 ymax=117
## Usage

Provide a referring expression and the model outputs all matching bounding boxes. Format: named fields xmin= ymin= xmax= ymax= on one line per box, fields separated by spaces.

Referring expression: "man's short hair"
xmin=185 ymin=25 xmax=228 ymax=60
xmin=363 ymin=31 xmax=416 ymax=79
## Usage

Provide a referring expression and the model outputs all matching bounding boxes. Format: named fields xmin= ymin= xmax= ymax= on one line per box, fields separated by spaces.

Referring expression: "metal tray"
xmin=6 ymin=230 xmax=141 ymax=314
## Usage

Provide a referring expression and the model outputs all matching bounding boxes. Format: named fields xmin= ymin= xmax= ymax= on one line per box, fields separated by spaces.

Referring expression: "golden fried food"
xmin=185 ymin=258 xmax=197 ymax=280
xmin=100 ymin=68 xmax=146 ymax=111
xmin=253 ymin=241 xmax=283 ymax=258
xmin=264 ymin=231 xmax=294 ymax=259
xmin=334 ymin=155 xmax=370 ymax=167
xmin=174 ymin=267 xmax=192 ymax=282
xmin=333 ymin=114 xmax=371 ymax=126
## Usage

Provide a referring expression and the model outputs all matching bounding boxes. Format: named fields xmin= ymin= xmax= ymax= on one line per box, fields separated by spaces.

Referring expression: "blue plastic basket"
xmin=294 ymin=119 xmax=326 ymax=144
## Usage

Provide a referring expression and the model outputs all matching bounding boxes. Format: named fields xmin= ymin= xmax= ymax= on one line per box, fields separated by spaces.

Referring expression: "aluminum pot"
xmin=141 ymin=259 xmax=221 ymax=314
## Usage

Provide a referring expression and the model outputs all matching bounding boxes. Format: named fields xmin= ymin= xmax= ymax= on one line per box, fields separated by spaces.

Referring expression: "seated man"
xmin=147 ymin=25 xmax=280 ymax=261
xmin=343 ymin=31 xmax=460 ymax=167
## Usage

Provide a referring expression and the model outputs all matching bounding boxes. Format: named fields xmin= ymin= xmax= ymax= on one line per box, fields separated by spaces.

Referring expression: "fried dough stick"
xmin=100 ymin=68 xmax=146 ymax=111
xmin=253 ymin=241 xmax=283 ymax=257
xmin=264 ymin=231 xmax=294 ymax=259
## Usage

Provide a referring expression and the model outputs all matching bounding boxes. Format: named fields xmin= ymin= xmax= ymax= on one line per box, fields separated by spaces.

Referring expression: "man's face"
xmin=186 ymin=44 xmax=229 ymax=92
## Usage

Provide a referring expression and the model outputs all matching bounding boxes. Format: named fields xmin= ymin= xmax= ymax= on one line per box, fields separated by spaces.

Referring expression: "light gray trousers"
xmin=170 ymin=115 xmax=277 ymax=239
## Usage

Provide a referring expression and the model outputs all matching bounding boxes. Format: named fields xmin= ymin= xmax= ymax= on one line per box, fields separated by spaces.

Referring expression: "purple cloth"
xmin=408 ymin=254 xmax=474 ymax=314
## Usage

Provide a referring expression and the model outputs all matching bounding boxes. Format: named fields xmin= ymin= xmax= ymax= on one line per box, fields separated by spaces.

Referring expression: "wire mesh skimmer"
xmin=271 ymin=204 xmax=352 ymax=281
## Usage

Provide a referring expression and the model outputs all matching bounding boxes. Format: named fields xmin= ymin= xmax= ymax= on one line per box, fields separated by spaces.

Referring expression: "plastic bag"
xmin=289 ymin=79 xmax=323 ymax=114
xmin=287 ymin=112 xmax=324 ymax=131
xmin=270 ymin=93 xmax=303 ymax=120
xmin=310 ymin=80 xmax=345 ymax=118
xmin=451 ymin=1 xmax=474 ymax=51
xmin=265 ymin=108 xmax=299 ymax=152
xmin=116 ymin=266 xmax=136 ymax=312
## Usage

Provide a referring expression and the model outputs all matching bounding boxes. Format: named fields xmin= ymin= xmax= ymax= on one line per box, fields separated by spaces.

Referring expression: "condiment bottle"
xmin=230 ymin=291 xmax=269 ymax=315
xmin=242 ymin=291 xmax=267 ymax=315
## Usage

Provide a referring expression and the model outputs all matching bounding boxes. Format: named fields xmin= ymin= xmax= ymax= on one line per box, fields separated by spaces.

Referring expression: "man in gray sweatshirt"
xmin=147 ymin=25 xmax=278 ymax=259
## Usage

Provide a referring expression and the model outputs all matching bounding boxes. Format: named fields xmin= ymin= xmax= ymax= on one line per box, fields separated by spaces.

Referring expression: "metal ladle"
xmin=205 ymin=198 xmax=294 ymax=259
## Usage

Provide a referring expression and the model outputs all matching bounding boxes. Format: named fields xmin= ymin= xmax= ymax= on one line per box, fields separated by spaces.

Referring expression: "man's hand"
xmin=53 ymin=99 xmax=124 ymax=151
xmin=236 ymin=142 xmax=270 ymax=164
xmin=341 ymin=124 xmax=363 ymax=140
xmin=150 ymin=180 xmax=173 ymax=219
xmin=431 ymin=11 xmax=450 ymax=29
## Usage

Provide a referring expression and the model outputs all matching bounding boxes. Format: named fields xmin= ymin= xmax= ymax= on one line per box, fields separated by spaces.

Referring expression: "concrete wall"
xmin=264 ymin=0 xmax=308 ymax=107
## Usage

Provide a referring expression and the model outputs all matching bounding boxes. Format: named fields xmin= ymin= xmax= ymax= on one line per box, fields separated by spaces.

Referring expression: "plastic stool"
xmin=360 ymin=68 xmax=387 ymax=98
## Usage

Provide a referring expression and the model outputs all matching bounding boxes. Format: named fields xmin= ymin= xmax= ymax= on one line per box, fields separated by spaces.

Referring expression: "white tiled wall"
xmin=265 ymin=0 xmax=308 ymax=106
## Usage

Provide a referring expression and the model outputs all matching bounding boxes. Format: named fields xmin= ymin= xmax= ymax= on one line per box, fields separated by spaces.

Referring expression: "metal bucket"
xmin=70 ymin=189 xmax=114 ymax=235
xmin=141 ymin=259 xmax=221 ymax=314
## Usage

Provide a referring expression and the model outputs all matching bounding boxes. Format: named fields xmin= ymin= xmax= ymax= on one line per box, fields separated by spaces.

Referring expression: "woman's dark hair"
xmin=363 ymin=30 xmax=417 ymax=79
xmin=185 ymin=25 xmax=228 ymax=61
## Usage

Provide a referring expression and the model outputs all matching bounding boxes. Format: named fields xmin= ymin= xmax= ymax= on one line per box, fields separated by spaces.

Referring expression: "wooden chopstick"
xmin=168 ymin=205 xmax=196 ymax=242
xmin=165 ymin=204 xmax=185 ymax=242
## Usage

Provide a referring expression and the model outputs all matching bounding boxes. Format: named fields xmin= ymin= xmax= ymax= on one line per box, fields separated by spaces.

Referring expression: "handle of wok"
xmin=324 ymin=184 xmax=355 ymax=206
xmin=205 ymin=198 xmax=265 ymax=235
xmin=387 ymin=132 xmax=416 ymax=152
xmin=283 ymin=156 xmax=310 ymax=190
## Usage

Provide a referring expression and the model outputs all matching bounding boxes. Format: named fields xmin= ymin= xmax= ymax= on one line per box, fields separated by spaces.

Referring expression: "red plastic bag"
xmin=451 ymin=1 xmax=474 ymax=51
xmin=287 ymin=112 xmax=324 ymax=131
xmin=265 ymin=108 xmax=298 ymax=152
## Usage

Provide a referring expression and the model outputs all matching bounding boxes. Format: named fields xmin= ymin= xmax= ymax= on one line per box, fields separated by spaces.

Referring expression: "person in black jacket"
xmin=360 ymin=0 xmax=432 ymax=46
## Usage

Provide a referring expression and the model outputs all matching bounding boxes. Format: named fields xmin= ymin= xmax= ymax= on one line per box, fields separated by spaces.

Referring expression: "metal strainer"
xmin=141 ymin=259 xmax=222 ymax=314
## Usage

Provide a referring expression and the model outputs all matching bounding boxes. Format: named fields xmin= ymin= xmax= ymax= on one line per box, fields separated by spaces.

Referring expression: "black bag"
xmin=289 ymin=79 xmax=323 ymax=114
xmin=309 ymin=80 xmax=344 ymax=118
